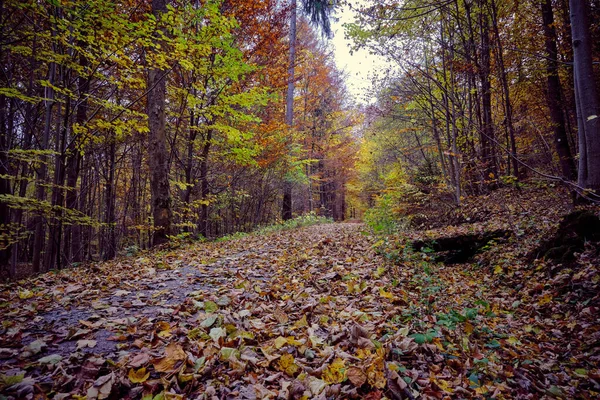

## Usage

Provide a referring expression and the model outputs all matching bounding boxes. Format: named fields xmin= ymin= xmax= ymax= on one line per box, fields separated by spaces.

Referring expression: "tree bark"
xmin=541 ymin=0 xmax=576 ymax=181
xmin=282 ymin=0 xmax=297 ymax=221
xmin=102 ymin=131 xmax=116 ymax=260
xmin=64 ymin=51 xmax=89 ymax=264
xmin=147 ymin=0 xmax=172 ymax=245
xmin=32 ymin=60 xmax=56 ymax=273
xmin=478 ymin=0 xmax=498 ymax=187
xmin=199 ymin=128 xmax=212 ymax=238
xmin=570 ymin=0 xmax=600 ymax=192
xmin=0 ymin=94 xmax=11 ymax=269
xmin=490 ymin=0 xmax=518 ymax=178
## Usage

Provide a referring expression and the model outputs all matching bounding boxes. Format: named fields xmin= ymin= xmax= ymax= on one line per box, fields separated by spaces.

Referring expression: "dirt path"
xmin=1 ymin=222 xmax=598 ymax=399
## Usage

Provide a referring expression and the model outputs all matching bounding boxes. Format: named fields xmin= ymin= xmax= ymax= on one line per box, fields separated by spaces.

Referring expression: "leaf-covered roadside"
xmin=1 ymin=221 xmax=599 ymax=399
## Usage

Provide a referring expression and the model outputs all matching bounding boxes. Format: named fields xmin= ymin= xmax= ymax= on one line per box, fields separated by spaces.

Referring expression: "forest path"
xmin=1 ymin=222 xmax=597 ymax=399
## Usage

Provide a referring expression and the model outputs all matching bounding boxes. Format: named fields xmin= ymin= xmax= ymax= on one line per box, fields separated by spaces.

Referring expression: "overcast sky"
xmin=329 ymin=3 xmax=387 ymax=105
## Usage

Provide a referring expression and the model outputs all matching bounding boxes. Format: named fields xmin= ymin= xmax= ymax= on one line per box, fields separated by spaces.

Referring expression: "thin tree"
xmin=283 ymin=0 xmax=335 ymax=220
xmin=541 ymin=0 xmax=576 ymax=181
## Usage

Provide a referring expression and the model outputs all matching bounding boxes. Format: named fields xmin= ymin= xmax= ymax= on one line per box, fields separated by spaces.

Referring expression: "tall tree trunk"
xmin=541 ymin=0 xmax=576 ymax=181
xmin=45 ymin=94 xmax=70 ymax=271
xmin=32 ymin=60 xmax=56 ymax=273
xmin=64 ymin=52 xmax=89 ymax=264
xmin=102 ymin=131 xmax=116 ymax=260
xmin=0 ymin=94 xmax=11 ymax=269
xmin=199 ymin=128 xmax=212 ymax=238
xmin=490 ymin=0 xmax=518 ymax=178
xmin=478 ymin=0 xmax=498 ymax=187
xmin=147 ymin=0 xmax=172 ymax=245
xmin=282 ymin=0 xmax=297 ymax=221
xmin=569 ymin=0 xmax=600 ymax=192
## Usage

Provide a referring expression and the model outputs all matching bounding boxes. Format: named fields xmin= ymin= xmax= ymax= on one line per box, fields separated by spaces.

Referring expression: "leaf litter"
xmin=1 ymin=221 xmax=599 ymax=399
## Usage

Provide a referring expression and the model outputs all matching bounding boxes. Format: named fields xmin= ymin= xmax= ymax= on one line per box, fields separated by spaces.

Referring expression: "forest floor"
xmin=1 ymin=187 xmax=600 ymax=399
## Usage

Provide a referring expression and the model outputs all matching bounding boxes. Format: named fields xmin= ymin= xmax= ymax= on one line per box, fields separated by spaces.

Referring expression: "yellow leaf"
xmin=274 ymin=336 xmax=288 ymax=349
xmin=277 ymin=354 xmax=299 ymax=376
xmin=18 ymin=289 xmax=34 ymax=299
xmin=346 ymin=281 xmax=356 ymax=293
xmin=286 ymin=336 xmax=304 ymax=346
xmin=538 ymin=293 xmax=553 ymax=306
xmin=435 ymin=378 xmax=453 ymax=393
xmin=294 ymin=315 xmax=308 ymax=329
xmin=366 ymin=355 xmax=386 ymax=389
xmin=379 ymin=288 xmax=394 ymax=300
xmin=157 ymin=321 xmax=172 ymax=338
xmin=152 ymin=343 xmax=186 ymax=372
xmin=322 ymin=358 xmax=346 ymax=384
xmin=493 ymin=265 xmax=503 ymax=274
xmin=464 ymin=321 xmax=474 ymax=335
xmin=128 ymin=367 xmax=150 ymax=383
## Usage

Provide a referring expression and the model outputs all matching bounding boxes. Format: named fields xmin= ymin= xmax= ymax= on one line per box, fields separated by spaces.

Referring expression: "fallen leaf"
xmin=322 ymin=358 xmax=346 ymax=384
xmin=277 ymin=353 xmax=299 ymax=376
xmin=38 ymin=354 xmax=62 ymax=365
xmin=347 ymin=366 xmax=367 ymax=387
xmin=77 ymin=339 xmax=97 ymax=350
xmin=153 ymin=343 xmax=187 ymax=372
xmin=128 ymin=352 xmax=150 ymax=368
xmin=128 ymin=367 xmax=150 ymax=383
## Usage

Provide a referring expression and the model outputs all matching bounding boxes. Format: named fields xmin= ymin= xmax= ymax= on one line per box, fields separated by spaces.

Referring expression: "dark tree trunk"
xmin=147 ymin=0 xmax=172 ymax=245
xmin=542 ymin=0 xmax=576 ymax=181
xmin=64 ymin=52 xmax=88 ymax=264
xmin=45 ymin=94 xmax=70 ymax=271
xmin=102 ymin=131 xmax=116 ymax=260
xmin=33 ymin=61 xmax=56 ymax=273
xmin=0 ymin=94 xmax=11 ymax=268
xmin=478 ymin=0 xmax=498 ymax=186
xmin=199 ymin=129 xmax=212 ymax=238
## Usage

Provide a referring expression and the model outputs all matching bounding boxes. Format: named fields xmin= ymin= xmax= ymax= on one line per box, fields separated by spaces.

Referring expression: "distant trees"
xmin=0 ymin=0 xmax=356 ymax=279
xmin=283 ymin=0 xmax=337 ymax=220
xmin=346 ymin=0 xmax=600 ymax=210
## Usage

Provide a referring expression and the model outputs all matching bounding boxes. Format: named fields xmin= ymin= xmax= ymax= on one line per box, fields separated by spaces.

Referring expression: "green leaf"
xmin=38 ymin=354 xmax=62 ymax=365
xmin=204 ymin=300 xmax=218 ymax=313
xmin=411 ymin=333 xmax=426 ymax=344
xmin=201 ymin=315 xmax=218 ymax=328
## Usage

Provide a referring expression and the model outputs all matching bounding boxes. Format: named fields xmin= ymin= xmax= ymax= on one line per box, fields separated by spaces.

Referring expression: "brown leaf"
xmin=274 ymin=307 xmax=289 ymax=324
xmin=347 ymin=366 xmax=367 ymax=387
xmin=128 ymin=352 xmax=150 ymax=368
xmin=152 ymin=343 xmax=186 ymax=372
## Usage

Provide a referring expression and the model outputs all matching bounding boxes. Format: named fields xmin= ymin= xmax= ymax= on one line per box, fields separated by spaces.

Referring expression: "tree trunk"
xmin=102 ymin=131 xmax=116 ymax=260
xmin=570 ymin=0 xmax=600 ymax=192
xmin=282 ymin=0 xmax=297 ymax=221
xmin=0 ymin=94 xmax=11 ymax=269
xmin=199 ymin=129 xmax=212 ymax=238
xmin=541 ymin=0 xmax=576 ymax=181
xmin=32 ymin=60 xmax=56 ymax=273
xmin=147 ymin=0 xmax=172 ymax=245
xmin=45 ymin=94 xmax=70 ymax=271
xmin=478 ymin=0 xmax=498 ymax=187
xmin=64 ymin=52 xmax=89 ymax=264
xmin=490 ymin=0 xmax=519 ymax=178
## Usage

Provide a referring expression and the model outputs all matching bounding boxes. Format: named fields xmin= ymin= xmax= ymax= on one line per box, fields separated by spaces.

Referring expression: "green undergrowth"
xmin=216 ymin=212 xmax=333 ymax=242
